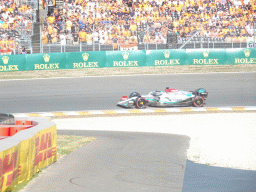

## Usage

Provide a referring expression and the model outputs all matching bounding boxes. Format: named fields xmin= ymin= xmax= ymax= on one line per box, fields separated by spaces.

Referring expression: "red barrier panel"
xmin=9 ymin=125 xmax=33 ymax=136
xmin=15 ymin=120 xmax=32 ymax=125
xmin=0 ymin=127 xmax=9 ymax=136
xmin=0 ymin=125 xmax=33 ymax=136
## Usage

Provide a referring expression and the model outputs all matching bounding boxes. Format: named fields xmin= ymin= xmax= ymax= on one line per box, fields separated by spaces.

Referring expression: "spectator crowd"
xmin=0 ymin=0 xmax=33 ymax=54
xmin=41 ymin=0 xmax=256 ymax=47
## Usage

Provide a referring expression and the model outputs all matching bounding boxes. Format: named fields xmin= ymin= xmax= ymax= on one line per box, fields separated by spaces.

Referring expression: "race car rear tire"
xmin=193 ymin=96 xmax=204 ymax=107
xmin=135 ymin=97 xmax=147 ymax=109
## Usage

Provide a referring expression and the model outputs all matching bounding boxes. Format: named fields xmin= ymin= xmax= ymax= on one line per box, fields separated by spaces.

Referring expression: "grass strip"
xmin=10 ymin=135 xmax=97 ymax=192
xmin=56 ymin=135 xmax=97 ymax=159
xmin=0 ymin=65 xmax=256 ymax=80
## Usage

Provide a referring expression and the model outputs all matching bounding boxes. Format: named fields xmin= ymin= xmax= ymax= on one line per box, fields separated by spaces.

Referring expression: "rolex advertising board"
xmin=146 ymin=49 xmax=186 ymax=66
xmin=25 ymin=53 xmax=66 ymax=71
xmin=186 ymin=49 xmax=228 ymax=65
xmin=105 ymin=50 xmax=146 ymax=67
xmin=226 ymin=48 xmax=256 ymax=65
xmin=0 ymin=48 xmax=255 ymax=73
xmin=0 ymin=55 xmax=26 ymax=72
xmin=66 ymin=51 xmax=106 ymax=69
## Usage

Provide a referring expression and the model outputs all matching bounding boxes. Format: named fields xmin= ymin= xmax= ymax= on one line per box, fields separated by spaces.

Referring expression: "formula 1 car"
xmin=117 ymin=87 xmax=208 ymax=109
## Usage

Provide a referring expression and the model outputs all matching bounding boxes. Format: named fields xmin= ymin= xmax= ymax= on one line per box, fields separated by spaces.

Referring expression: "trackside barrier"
xmin=0 ymin=120 xmax=37 ymax=138
xmin=0 ymin=48 xmax=255 ymax=72
xmin=0 ymin=114 xmax=15 ymax=125
xmin=0 ymin=117 xmax=57 ymax=192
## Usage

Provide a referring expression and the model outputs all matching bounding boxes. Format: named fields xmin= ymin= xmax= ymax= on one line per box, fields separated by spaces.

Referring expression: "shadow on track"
xmin=183 ymin=160 xmax=256 ymax=192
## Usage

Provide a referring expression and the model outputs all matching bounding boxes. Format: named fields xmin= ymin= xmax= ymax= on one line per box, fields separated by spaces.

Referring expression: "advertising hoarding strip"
xmin=0 ymin=48 xmax=255 ymax=72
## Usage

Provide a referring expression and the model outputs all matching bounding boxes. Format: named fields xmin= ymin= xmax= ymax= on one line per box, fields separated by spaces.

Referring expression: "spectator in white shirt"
xmin=99 ymin=30 xmax=107 ymax=40
xmin=2 ymin=12 xmax=8 ymax=20
xmin=60 ymin=32 xmax=66 ymax=45
xmin=244 ymin=0 xmax=250 ymax=4
xmin=156 ymin=35 xmax=166 ymax=44
xmin=99 ymin=36 xmax=106 ymax=44
xmin=93 ymin=30 xmax=99 ymax=43
xmin=204 ymin=30 xmax=211 ymax=38
xmin=233 ymin=0 xmax=242 ymax=9
xmin=246 ymin=24 xmax=254 ymax=35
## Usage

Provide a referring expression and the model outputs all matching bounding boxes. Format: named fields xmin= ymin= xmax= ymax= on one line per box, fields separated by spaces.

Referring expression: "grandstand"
xmin=0 ymin=0 xmax=255 ymax=54
xmin=0 ymin=0 xmax=38 ymax=54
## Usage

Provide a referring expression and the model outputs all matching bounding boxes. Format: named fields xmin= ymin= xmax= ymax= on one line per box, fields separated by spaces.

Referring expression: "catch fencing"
xmin=31 ymin=42 xmax=250 ymax=54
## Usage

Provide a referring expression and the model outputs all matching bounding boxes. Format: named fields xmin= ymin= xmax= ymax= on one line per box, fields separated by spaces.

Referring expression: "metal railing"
xmin=29 ymin=41 xmax=249 ymax=54
xmin=14 ymin=0 xmax=39 ymax=53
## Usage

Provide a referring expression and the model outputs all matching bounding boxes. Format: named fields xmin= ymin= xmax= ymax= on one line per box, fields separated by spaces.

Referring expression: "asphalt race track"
xmin=0 ymin=72 xmax=256 ymax=113
xmin=23 ymin=130 xmax=190 ymax=192
xmin=2 ymin=72 xmax=256 ymax=192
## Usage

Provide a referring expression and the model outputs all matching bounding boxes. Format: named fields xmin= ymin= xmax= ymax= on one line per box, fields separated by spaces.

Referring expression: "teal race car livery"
xmin=117 ymin=88 xmax=208 ymax=109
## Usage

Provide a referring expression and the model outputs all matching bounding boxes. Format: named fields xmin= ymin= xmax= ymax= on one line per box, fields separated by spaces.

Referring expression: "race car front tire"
xmin=135 ymin=97 xmax=147 ymax=109
xmin=193 ymin=96 xmax=204 ymax=107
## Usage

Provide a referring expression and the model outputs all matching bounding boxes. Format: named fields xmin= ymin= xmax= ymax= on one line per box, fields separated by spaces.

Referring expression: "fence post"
xmin=253 ymin=19 xmax=255 ymax=48
xmin=200 ymin=22 xmax=203 ymax=49
xmin=92 ymin=23 xmax=95 ymax=51
xmin=146 ymin=22 xmax=149 ymax=50
xmin=40 ymin=24 xmax=42 ymax=53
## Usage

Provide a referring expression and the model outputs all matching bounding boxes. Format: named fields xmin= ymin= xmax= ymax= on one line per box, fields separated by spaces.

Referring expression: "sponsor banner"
xmin=226 ymin=48 xmax=256 ymax=65
xmin=34 ymin=125 xmax=57 ymax=171
xmin=0 ymin=125 xmax=57 ymax=192
xmin=0 ymin=146 xmax=20 ymax=192
xmin=146 ymin=49 xmax=186 ymax=66
xmin=105 ymin=50 xmax=146 ymax=67
xmin=66 ymin=51 xmax=106 ymax=69
xmin=25 ymin=53 xmax=66 ymax=71
xmin=0 ymin=55 xmax=26 ymax=72
xmin=0 ymin=48 xmax=255 ymax=72
xmin=185 ymin=49 xmax=228 ymax=65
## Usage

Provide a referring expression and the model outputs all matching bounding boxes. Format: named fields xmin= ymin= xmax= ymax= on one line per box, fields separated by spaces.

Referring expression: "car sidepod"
xmin=155 ymin=91 xmax=195 ymax=107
